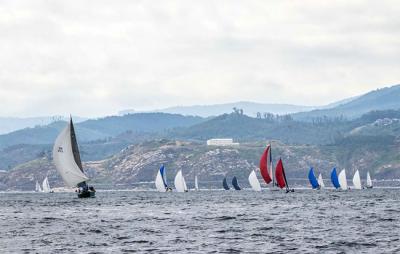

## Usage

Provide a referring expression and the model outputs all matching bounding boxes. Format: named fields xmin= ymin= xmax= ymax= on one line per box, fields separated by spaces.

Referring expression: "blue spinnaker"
xmin=160 ymin=165 xmax=167 ymax=188
xmin=330 ymin=167 xmax=340 ymax=189
xmin=308 ymin=167 xmax=320 ymax=189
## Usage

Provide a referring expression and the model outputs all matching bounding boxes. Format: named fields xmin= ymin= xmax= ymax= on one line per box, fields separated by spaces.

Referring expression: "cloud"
xmin=0 ymin=0 xmax=399 ymax=117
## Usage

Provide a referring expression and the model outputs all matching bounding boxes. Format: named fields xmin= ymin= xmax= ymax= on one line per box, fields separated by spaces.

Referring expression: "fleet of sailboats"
xmin=33 ymin=125 xmax=378 ymax=194
xmin=19 ymin=112 xmax=379 ymax=195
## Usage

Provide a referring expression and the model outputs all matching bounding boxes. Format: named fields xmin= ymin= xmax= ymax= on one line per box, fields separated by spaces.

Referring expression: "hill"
xmin=170 ymin=112 xmax=356 ymax=145
xmin=0 ymin=113 xmax=204 ymax=150
xmin=294 ymin=84 xmax=400 ymax=120
xmin=1 ymin=138 xmax=399 ymax=191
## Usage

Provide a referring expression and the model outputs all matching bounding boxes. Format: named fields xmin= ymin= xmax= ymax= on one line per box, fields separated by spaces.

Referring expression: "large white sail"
xmin=42 ymin=177 xmax=51 ymax=193
xmin=195 ymin=175 xmax=199 ymax=191
xmin=35 ymin=181 xmax=42 ymax=192
xmin=52 ymin=123 xmax=89 ymax=187
xmin=338 ymin=169 xmax=347 ymax=190
xmin=366 ymin=172 xmax=373 ymax=188
xmin=155 ymin=169 xmax=166 ymax=192
xmin=248 ymin=170 xmax=262 ymax=191
xmin=317 ymin=173 xmax=325 ymax=188
xmin=352 ymin=170 xmax=362 ymax=190
xmin=174 ymin=170 xmax=187 ymax=192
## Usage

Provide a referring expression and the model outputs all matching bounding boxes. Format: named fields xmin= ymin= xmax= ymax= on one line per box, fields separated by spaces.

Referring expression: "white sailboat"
xmin=155 ymin=165 xmax=169 ymax=192
xmin=42 ymin=177 xmax=52 ymax=193
xmin=53 ymin=118 xmax=95 ymax=198
xmin=174 ymin=170 xmax=188 ymax=192
xmin=352 ymin=170 xmax=362 ymax=190
xmin=366 ymin=171 xmax=373 ymax=188
xmin=338 ymin=169 xmax=348 ymax=190
xmin=248 ymin=170 xmax=262 ymax=191
xmin=317 ymin=173 xmax=325 ymax=188
xmin=35 ymin=180 xmax=42 ymax=192
xmin=194 ymin=175 xmax=199 ymax=191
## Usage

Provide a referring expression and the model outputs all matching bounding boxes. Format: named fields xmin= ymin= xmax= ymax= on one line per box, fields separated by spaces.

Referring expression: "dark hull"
xmin=77 ymin=191 xmax=96 ymax=198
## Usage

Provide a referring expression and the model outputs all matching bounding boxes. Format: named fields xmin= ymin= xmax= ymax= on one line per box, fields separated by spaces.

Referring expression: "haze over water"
xmin=0 ymin=189 xmax=399 ymax=253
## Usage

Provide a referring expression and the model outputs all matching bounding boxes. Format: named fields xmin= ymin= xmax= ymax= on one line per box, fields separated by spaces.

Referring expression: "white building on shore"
xmin=206 ymin=138 xmax=239 ymax=147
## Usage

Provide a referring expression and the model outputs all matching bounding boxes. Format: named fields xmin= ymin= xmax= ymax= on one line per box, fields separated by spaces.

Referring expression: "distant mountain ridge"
xmin=121 ymin=101 xmax=317 ymax=117
xmin=0 ymin=116 xmax=87 ymax=135
xmin=0 ymin=113 xmax=204 ymax=150
xmin=294 ymin=84 xmax=400 ymax=120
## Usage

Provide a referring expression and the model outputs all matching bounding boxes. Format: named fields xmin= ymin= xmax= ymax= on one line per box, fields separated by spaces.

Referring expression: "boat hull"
xmin=77 ymin=190 xmax=96 ymax=198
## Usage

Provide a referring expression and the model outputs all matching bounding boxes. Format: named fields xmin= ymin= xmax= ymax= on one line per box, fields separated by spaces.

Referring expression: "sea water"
xmin=0 ymin=189 xmax=399 ymax=253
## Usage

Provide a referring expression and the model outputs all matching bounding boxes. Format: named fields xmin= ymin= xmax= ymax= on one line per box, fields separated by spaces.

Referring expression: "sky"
xmin=0 ymin=0 xmax=399 ymax=117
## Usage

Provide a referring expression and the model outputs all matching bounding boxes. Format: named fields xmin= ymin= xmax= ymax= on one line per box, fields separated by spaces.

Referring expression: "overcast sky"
xmin=0 ymin=1 xmax=399 ymax=117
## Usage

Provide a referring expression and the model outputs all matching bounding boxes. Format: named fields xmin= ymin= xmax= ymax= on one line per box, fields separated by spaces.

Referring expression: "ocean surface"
xmin=0 ymin=189 xmax=399 ymax=253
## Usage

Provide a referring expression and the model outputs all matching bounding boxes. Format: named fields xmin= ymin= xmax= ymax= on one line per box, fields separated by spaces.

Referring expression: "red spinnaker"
xmin=259 ymin=146 xmax=272 ymax=184
xmin=275 ymin=158 xmax=286 ymax=189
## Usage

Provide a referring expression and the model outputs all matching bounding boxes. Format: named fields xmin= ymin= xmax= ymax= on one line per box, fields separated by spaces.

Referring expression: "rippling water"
xmin=0 ymin=189 xmax=399 ymax=253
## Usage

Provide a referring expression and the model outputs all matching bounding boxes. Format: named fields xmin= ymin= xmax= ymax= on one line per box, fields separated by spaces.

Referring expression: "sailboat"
xmin=53 ymin=117 xmax=95 ymax=198
xmin=174 ymin=170 xmax=188 ymax=192
xmin=194 ymin=175 xmax=199 ymax=191
xmin=352 ymin=170 xmax=362 ymax=190
xmin=155 ymin=165 xmax=171 ymax=192
xmin=248 ymin=170 xmax=262 ymax=191
xmin=35 ymin=180 xmax=42 ymax=192
xmin=260 ymin=144 xmax=279 ymax=190
xmin=231 ymin=176 xmax=241 ymax=190
xmin=317 ymin=173 xmax=325 ymax=188
xmin=338 ymin=169 xmax=348 ymax=190
xmin=275 ymin=158 xmax=294 ymax=192
xmin=42 ymin=177 xmax=53 ymax=193
xmin=308 ymin=167 xmax=320 ymax=190
xmin=330 ymin=168 xmax=340 ymax=189
xmin=366 ymin=171 xmax=373 ymax=189
xmin=222 ymin=177 xmax=230 ymax=190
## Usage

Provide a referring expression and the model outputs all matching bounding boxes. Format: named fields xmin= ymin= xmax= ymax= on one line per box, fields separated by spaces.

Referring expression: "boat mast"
xmin=281 ymin=159 xmax=290 ymax=191
xmin=270 ymin=144 xmax=275 ymax=187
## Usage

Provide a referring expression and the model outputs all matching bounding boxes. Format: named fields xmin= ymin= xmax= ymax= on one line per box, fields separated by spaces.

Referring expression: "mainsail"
xmin=366 ymin=172 xmax=373 ymax=188
xmin=42 ymin=177 xmax=51 ymax=193
xmin=308 ymin=167 xmax=320 ymax=189
xmin=222 ymin=177 xmax=230 ymax=190
xmin=318 ymin=173 xmax=325 ymax=188
xmin=174 ymin=170 xmax=188 ymax=192
xmin=248 ymin=170 xmax=262 ymax=191
xmin=194 ymin=175 xmax=199 ymax=191
xmin=53 ymin=119 xmax=90 ymax=188
xmin=155 ymin=165 xmax=167 ymax=192
xmin=338 ymin=169 xmax=348 ymax=190
xmin=330 ymin=168 xmax=340 ymax=189
xmin=232 ymin=176 xmax=241 ymax=190
xmin=352 ymin=170 xmax=362 ymax=189
xmin=259 ymin=145 xmax=272 ymax=184
xmin=35 ymin=181 xmax=42 ymax=192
